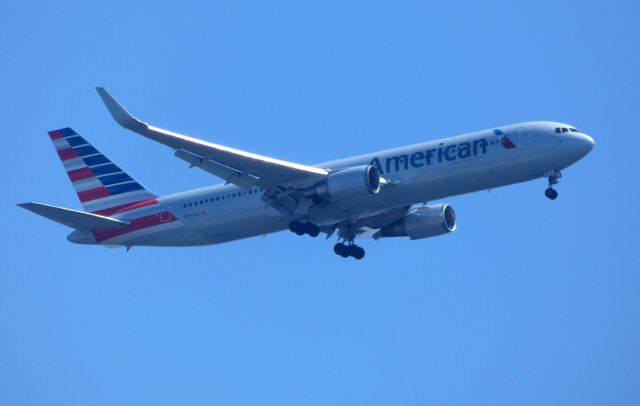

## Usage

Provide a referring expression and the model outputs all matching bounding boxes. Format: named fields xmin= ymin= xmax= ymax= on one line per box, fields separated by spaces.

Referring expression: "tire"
xmin=352 ymin=246 xmax=365 ymax=260
xmin=305 ymin=223 xmax=320 ymax=237
xmin=289 ymin=221 xmax=302 ymax=234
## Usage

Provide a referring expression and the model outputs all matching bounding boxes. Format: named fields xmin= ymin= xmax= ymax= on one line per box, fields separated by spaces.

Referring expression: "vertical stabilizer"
xmin=48 ymin=127 xmax=157 ymax=215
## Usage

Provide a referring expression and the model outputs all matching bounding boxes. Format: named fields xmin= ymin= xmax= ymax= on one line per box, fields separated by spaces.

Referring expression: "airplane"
xmin=18 ymin=88 xmax=595 ymax=259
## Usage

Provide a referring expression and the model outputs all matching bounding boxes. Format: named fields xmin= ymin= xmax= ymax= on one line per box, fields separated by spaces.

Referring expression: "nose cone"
xmin=577 ymin=133 xmax=595 ymax=155
xmin=562 ymin=131 xmax=594 ymax=159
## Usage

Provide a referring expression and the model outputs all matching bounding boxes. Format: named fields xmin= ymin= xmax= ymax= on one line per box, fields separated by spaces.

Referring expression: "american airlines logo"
xmin=370 ymin=132 xmax=519 ymax=175
xmin=371 ymin=138 xmax=491 ymax=175
xmin=501 ymin=135 xmax=517 ymax=149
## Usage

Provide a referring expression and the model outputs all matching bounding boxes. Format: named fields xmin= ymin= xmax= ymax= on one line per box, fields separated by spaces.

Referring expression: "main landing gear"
xmin=290 ymin=219 xmax=366 ymax=260
xmin=545 ymin=170 xmax=561 ymax=200
xmin=334 ymin=242 xmax=365 ymax=260
xmin=288 ymin=220 xmax=320 ymax=237
xmin=333 ymin=222 xmax=365 ymax=260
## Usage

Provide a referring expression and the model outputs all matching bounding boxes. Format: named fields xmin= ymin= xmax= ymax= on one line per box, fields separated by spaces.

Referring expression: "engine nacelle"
xmin=374 ymin=204 xmax=456 ymax=240
xmin=312 ymin=165 xmax=381 ymax=200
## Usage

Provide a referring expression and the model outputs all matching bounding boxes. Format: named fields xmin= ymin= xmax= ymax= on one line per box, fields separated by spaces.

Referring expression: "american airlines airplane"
xmin=19 ymin=88 xmax=594 ymax=259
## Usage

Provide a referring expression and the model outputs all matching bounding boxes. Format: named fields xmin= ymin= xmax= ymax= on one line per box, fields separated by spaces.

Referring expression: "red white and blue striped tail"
xmin=48 ymin=127 xmax=157 ymax=216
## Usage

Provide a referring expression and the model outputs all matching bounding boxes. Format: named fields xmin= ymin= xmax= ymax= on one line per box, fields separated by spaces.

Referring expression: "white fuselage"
xmin=71 ymin=121 xmax=594 ymax=247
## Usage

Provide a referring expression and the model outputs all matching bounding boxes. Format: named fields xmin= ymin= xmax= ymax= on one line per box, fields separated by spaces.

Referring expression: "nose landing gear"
xmin=545 ymin=170 xmax=561 ymax=200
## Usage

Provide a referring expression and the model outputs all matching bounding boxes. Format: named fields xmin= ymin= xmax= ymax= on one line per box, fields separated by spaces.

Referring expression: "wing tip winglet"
xmin=96 ymin=87 xmax=147 ymax=131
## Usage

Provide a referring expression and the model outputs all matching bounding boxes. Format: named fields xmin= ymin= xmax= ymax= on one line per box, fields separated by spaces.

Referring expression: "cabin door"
xmin=519 ymin=128 xmax=532 ymax=148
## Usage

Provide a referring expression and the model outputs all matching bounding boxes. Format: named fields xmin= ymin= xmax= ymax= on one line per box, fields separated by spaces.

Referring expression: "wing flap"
xmin=18 ymin=202 xmax=130 ymax=231
xmin=175 ymin=149 xmax=270 ymax=190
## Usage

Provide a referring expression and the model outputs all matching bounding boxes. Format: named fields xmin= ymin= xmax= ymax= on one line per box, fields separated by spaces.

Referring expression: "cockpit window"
xmin=556 ymin=126 xmax=581 ymax=133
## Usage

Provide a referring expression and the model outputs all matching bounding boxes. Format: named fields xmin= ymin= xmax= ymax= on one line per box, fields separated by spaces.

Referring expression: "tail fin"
xmin=48 ymin=127 xmax=157 ymax=216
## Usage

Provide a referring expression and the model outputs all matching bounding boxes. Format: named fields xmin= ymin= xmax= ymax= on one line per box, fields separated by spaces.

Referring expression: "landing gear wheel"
xmin=290 ymin=220 xmax=320 ymax=237
xmin=351 ymin=246 xmax=365 ymax=260
xmin=334 ymin=243 xmax=365 ymax=259
xmin=334 ymin=223 xmax=366 ymax=259
xmin=545 ymin=170 xmax=561 ymax=200
xmin=545 ymin=187 xmax=558 ymax=200
xmin=305 ymin=223 xmax=320 ymax=237
xmin=289 ymin=220 xmax=303 ymax=235
xmin=334 ymin=243 xmax=349 ymax=258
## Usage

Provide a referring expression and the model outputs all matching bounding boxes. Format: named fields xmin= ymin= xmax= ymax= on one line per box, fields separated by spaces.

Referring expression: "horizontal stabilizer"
xmin=18 ymin=202 xmax=130 ymax=231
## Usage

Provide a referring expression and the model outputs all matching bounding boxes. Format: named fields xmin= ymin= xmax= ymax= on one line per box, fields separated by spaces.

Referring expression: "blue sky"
xmin=1 ymin=1 xmax=639 ymax=404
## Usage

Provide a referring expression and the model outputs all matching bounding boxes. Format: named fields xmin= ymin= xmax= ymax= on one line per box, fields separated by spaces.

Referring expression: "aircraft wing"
xmin=96 ymin=87 xmax=328 ymax=192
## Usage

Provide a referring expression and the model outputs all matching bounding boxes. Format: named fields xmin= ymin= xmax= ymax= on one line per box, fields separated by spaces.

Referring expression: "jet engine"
xmin=374 ymin=204 xmax=456 ymax=240
xmin=311 ymin=165 xmax=381 ymax=200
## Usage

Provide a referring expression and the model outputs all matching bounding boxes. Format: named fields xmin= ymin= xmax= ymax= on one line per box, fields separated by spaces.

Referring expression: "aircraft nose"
xmin=557 ymin=129 xmax=594 ymax=158
xmin=578 ymin=133 xmax=595 ymax=154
